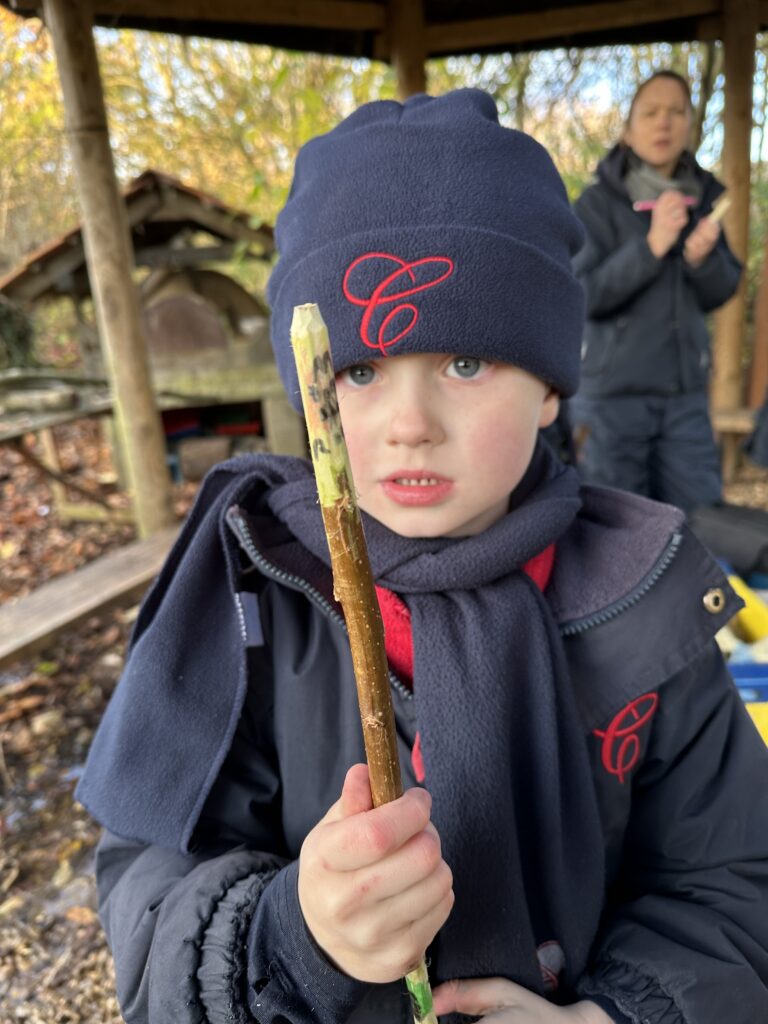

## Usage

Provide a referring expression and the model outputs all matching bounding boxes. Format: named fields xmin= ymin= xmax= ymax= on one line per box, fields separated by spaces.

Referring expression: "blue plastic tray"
xmin=728 ymin=663 xmax=768 ymax=702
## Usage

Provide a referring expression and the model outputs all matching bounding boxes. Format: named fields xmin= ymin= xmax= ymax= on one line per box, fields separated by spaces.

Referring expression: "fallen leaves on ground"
xmin=0 ymin=610 xmax=131 ymax=1022
xmin=0 ymin=418 xmax=197 ymax=1022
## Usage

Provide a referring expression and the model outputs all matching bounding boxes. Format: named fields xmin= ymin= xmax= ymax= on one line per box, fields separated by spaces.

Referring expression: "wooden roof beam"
xmin=148 ymin=193 xmax=274 ymax=252
xmin=63 ymin=0 xmax=387 ymax=32
xmin=0 ymin=188 xmax=162 ymax=304
xmin=135 ymin=242 xmax=257 ymax=267
xmin=6 ymin=244 xmax=87 ymax=304
xmin=375 ymin=0 xmax=723 ymax=58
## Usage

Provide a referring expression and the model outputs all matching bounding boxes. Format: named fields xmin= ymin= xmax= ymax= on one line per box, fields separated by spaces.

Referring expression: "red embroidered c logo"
xmin=593 ymin=693 xmax=658 ymax=784
xmin=342 ymin=252 xmax=455 ymax=355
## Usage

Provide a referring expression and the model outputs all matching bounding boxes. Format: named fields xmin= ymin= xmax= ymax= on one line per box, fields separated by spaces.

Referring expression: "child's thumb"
xmin=338 ymin=763 xmax=374 ymax=819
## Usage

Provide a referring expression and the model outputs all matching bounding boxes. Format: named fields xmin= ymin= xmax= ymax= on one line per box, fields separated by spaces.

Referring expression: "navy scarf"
xmin=268 ymin=442 xmax=604 ymax=995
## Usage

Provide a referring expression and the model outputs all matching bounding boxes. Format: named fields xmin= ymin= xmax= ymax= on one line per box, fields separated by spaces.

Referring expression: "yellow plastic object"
xmin=746 ymin=703 xmax=768 ymax=745
xmin=727 ymin=575 xmax=768 ymax=643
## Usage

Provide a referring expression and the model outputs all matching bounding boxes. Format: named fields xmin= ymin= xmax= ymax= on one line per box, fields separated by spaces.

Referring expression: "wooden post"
xmin=72 ymin=294 xmax=102 ymax=377
xmin=388 ymin=0 xmax=427 ymax=100
xmin=262 ymin=394 xmax=307 ymax=458
xmin=38 ymin=427 xmax=69 ymax=513
xmin=748 ymin=232 xmax=768 ymax=408
xmin=712 ymin=0 xmax=758 ymax=414
xmin=42 ymin=0 xmax=175 ymax=537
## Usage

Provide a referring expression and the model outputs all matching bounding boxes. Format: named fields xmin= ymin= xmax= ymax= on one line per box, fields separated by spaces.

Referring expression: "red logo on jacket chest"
xmin=342 ymin=252 xmax=454 ymax=355
xmin=593 ymin=693 xmax=659 ymax=783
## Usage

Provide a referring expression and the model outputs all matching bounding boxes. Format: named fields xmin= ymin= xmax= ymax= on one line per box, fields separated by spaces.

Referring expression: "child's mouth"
xmin=381 ymin=473 xmax=453 ymax=506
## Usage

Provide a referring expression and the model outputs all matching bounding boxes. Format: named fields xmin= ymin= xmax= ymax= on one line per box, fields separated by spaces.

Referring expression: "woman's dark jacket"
xmin=573 ymin=145 xmax=741 ymax=398
xmin=77 ymin=458 xmax=768 ymax=1024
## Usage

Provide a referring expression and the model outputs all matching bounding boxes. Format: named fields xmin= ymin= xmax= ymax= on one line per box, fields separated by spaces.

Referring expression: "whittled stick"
xmin=291 ymin=303 xmax=437 ymax=1024
xmin=710 ymin=193 xmax=732 ymax=224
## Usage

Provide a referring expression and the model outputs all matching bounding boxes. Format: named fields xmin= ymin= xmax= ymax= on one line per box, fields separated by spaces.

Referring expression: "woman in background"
xmin=570 ymin=70 xmax=741 ymax=513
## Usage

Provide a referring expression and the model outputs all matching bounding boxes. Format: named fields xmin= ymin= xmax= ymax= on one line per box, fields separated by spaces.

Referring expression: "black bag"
xmin=688 ymin=502 xmax=768 ymax=579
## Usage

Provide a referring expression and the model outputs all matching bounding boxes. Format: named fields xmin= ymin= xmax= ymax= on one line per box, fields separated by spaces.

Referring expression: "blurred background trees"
xmin=2 ymin=8 xmax=768 ymax=367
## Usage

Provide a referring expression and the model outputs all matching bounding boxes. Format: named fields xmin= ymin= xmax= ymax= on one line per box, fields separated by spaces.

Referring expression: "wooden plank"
xmin=38 ymin=426 xmax=70 ymax=511
xmin=150 ymin=193 xmax=273 ymax=251
xmin=54 ymin=501 xmax=135 ymax=524
xmin=712 ymin=0 xmax=759 ymax=413
xmin=419 ymin=0 xmax=719 ymax=56
xmin=0 ymin=527 xmax=178 ymax=669
xmin=262 ymin=392 xmax=307 ymax=457
xmin=749 ymin=234 xmax=768 ymax=408
xmin=711 ymin=407 xmax=756 ymax=434
xmin=8 ymin=0 xmax=768 ymax=53
xmin=0 ymin=395 xmax=113 ymax=444
xmin=8 ymin=238 xmax=89 ymax=305
xmin=711 ymin=406 xmax=756 ymax=484
xmin=82 ymin=0 xmax=386 ymax=31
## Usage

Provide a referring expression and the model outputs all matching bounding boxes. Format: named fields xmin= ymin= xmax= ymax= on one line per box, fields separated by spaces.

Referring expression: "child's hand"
xmin=647 ymin=189 xmax=689 ymax=258
xmin=683 ymin=215 xmax=721 ymax=268
xmin=432 ymin=978 xmax=614 ymax=1023
xmin=297 ymin=763 xmax=454 ymax=984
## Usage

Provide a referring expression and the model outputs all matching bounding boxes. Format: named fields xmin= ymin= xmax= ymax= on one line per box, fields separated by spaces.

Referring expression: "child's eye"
xmin=447 ymin=356 xmax=486 ymax=379
xmin=339 ymin=363 xmax=376 ymax=387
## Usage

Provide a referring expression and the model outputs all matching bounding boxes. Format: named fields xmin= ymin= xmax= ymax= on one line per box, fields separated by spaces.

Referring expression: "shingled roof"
xmin=0 ymin=170 xmax=273 ymax=305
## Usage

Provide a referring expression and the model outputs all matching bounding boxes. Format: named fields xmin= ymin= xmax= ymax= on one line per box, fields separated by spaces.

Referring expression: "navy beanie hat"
xmin=268 ymin=88 xmax=585 ymax=408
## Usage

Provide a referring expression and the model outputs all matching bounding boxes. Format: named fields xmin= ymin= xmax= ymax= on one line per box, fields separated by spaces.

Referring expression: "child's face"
xmin=335 ymin=352 xmax=559 ymax=538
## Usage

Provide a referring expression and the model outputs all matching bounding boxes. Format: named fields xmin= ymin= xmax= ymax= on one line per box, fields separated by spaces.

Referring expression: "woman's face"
xmin=624 ymin=77 xmax=692 ymax=177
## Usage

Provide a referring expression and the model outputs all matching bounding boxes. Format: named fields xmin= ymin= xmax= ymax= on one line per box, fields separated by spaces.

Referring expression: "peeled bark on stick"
xmin=291 ymin=302 xmax=437 ymax=1024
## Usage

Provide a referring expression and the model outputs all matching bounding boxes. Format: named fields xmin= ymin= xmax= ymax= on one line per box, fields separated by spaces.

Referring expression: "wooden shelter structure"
xmin=0 ymin=169 xmax=274 ymax=308
xmin=1 ymin=0 xmax=765 ymax=531
xmin=0 ymin=169 xmax=275 ymax=371
xmin=0 ymin=169 xmax=307 ymax=466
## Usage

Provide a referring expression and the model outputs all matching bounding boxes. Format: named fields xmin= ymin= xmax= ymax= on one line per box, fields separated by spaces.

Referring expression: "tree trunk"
xmin=42 ymin=0 xmax=175 ymax=536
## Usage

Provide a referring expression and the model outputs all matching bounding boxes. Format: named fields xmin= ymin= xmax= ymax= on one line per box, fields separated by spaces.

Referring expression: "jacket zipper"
xmin=559 ymin=530 xmax=683 ymax=637
xmin=227 ymin=506 xmax=414 ymax=703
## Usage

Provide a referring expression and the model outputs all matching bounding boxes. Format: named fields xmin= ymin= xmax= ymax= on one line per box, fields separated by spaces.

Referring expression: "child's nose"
xmin=385 ymin=393 xmax=445 ymax=447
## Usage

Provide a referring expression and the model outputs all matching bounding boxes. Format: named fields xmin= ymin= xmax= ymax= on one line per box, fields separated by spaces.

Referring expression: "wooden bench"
xmin=0 ymin=526 xmax=177 ymax=670
xmin=711 ymin=406 xmax=756 ymax=483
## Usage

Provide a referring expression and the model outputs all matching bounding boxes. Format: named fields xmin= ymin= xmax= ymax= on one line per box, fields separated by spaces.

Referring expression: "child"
xmin=76 ymin=90 xmax=768 ymax=1024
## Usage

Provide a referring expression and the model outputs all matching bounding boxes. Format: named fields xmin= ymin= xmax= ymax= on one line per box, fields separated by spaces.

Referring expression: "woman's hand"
xmin=646 ymin=189 xmax=690 ymax=258
xmin=432 ymin=977 xmax=614 ymax=1023
xmin=684 ymin=215 xmax=721 ymax=268
xmin=297 ymin=763 xmax=454 ymax=984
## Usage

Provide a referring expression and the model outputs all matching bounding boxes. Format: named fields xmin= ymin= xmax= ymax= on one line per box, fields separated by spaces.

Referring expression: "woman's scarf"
xmin=624 ymin=147 xmax=702 ymax=205
xmin=269 ymin=441 xmax=605 ymax=996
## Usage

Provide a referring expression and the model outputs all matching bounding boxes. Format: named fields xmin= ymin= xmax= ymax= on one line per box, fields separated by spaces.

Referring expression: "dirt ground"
xmin=1 ymin=420 xmax=768 ymax=1022
xmin=0 ymin=423 xmax=195 ymax=1023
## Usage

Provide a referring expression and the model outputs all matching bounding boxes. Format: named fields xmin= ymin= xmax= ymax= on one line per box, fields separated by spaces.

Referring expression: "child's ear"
xmin=538 ymin=388 xmax=560 ymax=429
